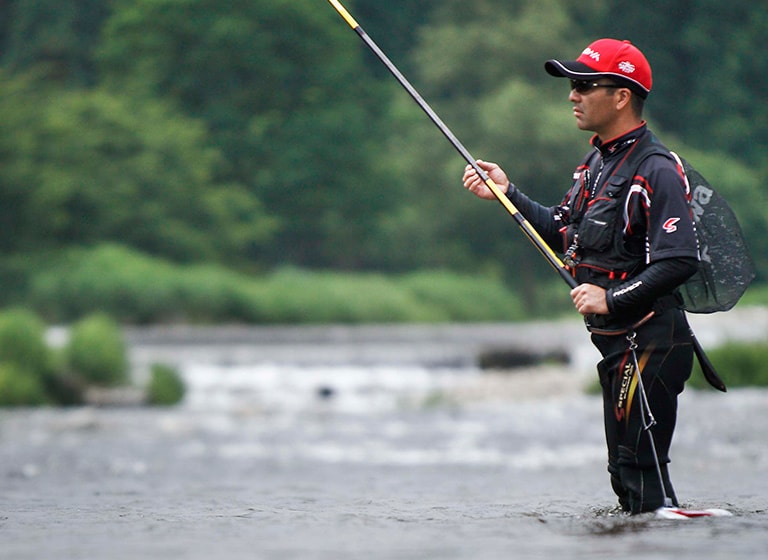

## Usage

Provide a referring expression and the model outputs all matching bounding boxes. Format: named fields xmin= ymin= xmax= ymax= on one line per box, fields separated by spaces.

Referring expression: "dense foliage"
xmin=27 ymin=244 xmax=529 ymax=324
xmin=0 ymin=0 xmax=765 ymax=320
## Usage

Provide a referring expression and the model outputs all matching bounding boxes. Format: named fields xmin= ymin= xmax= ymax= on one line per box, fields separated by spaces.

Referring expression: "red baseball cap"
xmin=545 ymin=38 xmax=652 ymax=98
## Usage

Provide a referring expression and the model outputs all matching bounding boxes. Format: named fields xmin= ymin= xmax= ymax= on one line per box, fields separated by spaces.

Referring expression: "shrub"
xmin=146 ymin=363 xmax=185 ymax=406
xmin=65 ymin=313 xmax=129 ymax=387
xmin=690 ymin=340 xmax=768 ymax=389
xmin=0 ymin=308 xmax=88 ymax=405
xmin=0 ymin=308 xmax=52 ymax=378
xmin=0 ymin=363 xmax=48 ymax=406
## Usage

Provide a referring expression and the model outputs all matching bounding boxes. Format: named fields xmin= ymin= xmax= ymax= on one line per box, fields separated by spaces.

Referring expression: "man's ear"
xmin=616 ymin=88 xmax=633 ymax=111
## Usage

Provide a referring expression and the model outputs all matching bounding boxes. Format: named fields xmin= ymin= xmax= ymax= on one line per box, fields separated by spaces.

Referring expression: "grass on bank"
xmin=25 ymin=244 xmax=537 ymax=324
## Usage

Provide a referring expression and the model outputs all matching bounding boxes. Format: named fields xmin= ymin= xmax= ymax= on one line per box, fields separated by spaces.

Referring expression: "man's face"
xmin=568 ymin=79 xmax=622 ymax=137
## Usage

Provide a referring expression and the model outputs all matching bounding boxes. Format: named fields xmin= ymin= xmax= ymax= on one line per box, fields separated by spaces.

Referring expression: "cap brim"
xmin=545 ymin=59 xmax=603 ymax=80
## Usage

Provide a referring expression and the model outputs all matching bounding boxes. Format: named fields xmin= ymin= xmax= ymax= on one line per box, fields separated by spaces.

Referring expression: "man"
xmin=462 ymin=39 xmax=700 ymax=514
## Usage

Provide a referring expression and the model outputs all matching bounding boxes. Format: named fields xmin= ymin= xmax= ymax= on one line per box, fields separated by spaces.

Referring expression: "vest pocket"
xmin=577 ymin=180 xmax=626 ymax=252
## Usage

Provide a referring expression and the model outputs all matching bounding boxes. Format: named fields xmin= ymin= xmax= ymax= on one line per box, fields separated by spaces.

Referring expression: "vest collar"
xmin=591 ymin=122 xmax=647 ymax=158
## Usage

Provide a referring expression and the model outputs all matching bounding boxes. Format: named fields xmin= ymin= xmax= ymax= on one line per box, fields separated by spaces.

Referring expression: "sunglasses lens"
xmin=570 ymin=80 xmax=590 ymax=93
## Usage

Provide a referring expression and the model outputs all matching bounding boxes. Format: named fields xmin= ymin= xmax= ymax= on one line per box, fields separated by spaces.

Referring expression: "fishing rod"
xmin=326 ymin=0 xmax=724 ymax=392
xmin=326 ymin=0 xmax=576 ymax=290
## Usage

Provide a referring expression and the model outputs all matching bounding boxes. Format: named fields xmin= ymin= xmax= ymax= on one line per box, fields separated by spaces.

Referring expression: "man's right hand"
xmin=462 ymin=160 xmax=510 ymax=200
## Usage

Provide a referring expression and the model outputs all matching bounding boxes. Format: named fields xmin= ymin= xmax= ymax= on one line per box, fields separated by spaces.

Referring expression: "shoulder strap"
xmin=611 ymin=132 xmax=673 ymax=182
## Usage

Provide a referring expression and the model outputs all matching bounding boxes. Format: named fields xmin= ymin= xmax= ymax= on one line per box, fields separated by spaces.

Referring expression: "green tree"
xmin=0 ymin=1 xmax=13 ymax=54
xmin=98 ymin=0 xmax=398 ymax=269
xmin=354 ymin=0 xmax=440 ymax=75
xmin=0 ymin=72 xmax=276 ymax=264
xmin=1 ymin=0 xmax=111 ymax=85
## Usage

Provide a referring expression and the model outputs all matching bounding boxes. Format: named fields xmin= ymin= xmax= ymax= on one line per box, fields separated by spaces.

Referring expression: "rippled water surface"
xmin=2 ymin=321 xmax=767 ymax=559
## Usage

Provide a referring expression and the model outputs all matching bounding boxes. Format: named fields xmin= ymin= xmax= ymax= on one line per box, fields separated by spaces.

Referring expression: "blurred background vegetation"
xmin=0 ymin=0 xmax=765 ymax=325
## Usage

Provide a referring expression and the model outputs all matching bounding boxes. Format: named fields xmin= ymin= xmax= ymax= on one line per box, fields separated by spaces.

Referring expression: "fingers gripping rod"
xmin=326 ymin=0 xmax=576 ymax=289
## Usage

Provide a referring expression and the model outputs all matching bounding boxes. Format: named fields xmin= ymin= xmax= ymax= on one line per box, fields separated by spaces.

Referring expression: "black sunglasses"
xmin=570 ymin=80 xmax=622 ymax=94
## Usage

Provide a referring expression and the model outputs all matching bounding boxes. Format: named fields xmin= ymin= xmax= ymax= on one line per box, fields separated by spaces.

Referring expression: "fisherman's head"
xmin=545 ymin=38 xmax=652 ymax=97
xmin=545 ymin=38 xmax=651 ymax=119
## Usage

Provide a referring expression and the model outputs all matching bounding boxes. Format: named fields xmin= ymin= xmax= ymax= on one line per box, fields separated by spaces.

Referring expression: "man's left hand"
xmin=571 ymin=284 xmax=609 ymax=315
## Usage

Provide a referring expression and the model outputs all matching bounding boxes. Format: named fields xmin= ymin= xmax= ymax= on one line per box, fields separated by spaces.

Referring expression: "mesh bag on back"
xmin=675 ymin=156 xmax=756 ymax=313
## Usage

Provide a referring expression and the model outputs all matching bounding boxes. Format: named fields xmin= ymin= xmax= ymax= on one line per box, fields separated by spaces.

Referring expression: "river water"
xmin=2 ymin=312 xmax=767 ymax=559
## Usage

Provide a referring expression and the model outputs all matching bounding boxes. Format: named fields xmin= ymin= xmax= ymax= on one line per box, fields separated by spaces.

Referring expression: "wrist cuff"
xmin=605 ymin=289 xmax=616 ymax=313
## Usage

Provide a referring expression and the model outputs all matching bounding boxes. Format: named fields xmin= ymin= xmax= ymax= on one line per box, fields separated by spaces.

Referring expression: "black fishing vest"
xmin=563 ymin=132 xmax=672 ymax=290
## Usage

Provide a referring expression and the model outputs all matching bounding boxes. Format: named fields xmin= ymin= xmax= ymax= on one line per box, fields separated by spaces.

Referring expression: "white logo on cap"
xmin=582 ymin=47 xmax=600 ymax=61
xmin=618 ymin=61 xmax=636 ymax=74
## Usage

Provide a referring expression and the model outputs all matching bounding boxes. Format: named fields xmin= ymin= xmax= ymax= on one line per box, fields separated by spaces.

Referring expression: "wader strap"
xmin=585 ymin=293 xmax=680 ymax=336
xmin=626 ymin=331 xmax=675 ymax=509
xmin=589 ymin=307 xmax=728 ymax=392
xmin=586 ymin=311 xmax=655 ymax=336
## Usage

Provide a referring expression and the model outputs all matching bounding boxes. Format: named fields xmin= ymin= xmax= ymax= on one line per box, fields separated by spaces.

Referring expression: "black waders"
xmin=592 ymin=308 xmax=693 ymax=514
